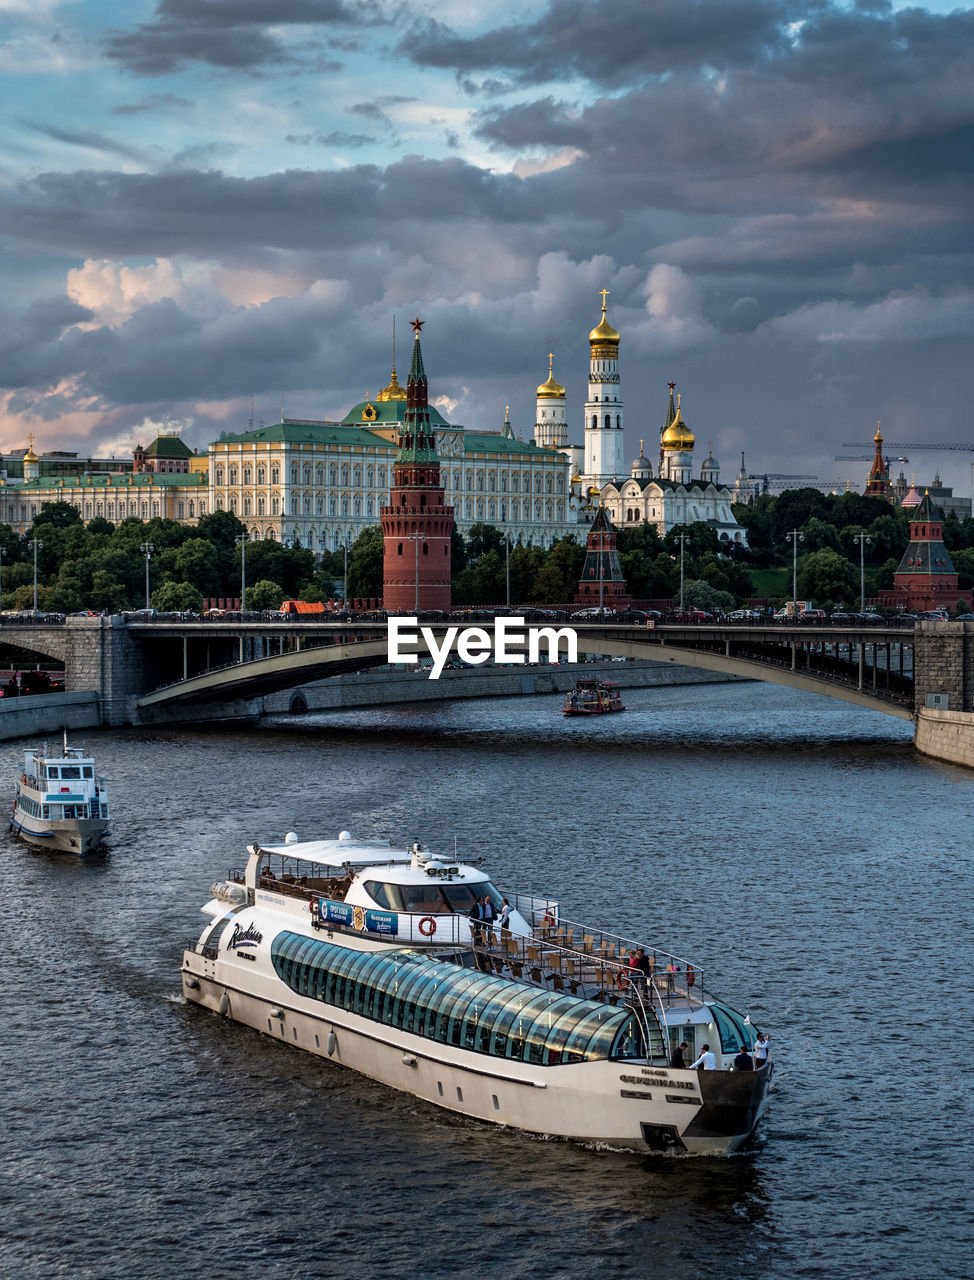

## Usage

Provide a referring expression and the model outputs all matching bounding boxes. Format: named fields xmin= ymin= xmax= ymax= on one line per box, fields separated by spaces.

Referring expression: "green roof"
xmin=219 ymin=420 xmax=390 ymax=446
xmin=462 ymin=432 xmax=552 ymax=456
xmin=142 ymin=434 xmax=193 ymax=458
xmin=341 ymin=399 xmax=449 ymax=428
xmin=7 ymin=471 xmax=206 ymax=491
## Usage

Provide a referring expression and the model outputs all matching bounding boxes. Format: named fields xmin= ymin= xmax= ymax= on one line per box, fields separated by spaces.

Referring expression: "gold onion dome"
xmin=589 ymin=296 xmax=620 ymax=347
xmin=23 ymin=446 xmax=39 ymax=462
xmin=536 ymin=353 xmax=565 ymax=399
xmin=376 ymin=364 xmax=406 ymax=402
xmin=661 ymin=401 xmax=695 ymax=451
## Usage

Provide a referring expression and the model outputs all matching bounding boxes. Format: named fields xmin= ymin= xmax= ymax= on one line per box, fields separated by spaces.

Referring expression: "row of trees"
xmin=1 ymin=487 xmax=968 ymax=615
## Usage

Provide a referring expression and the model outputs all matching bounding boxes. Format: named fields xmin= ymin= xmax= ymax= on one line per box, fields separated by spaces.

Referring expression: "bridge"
xmin=128 ymin=617 xmax=917 ymax=720
xmin=4 ymin=610 xmax=971 ymax=764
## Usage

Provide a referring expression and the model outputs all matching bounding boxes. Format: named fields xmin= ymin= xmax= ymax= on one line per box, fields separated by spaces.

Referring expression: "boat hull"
xmin=181 ymin=945 xmax=770 ymax=1156
xmin=563 ymin=705 xmax=625 ymax=716
xmin=11 ymin=810 xmax=110 ymax=855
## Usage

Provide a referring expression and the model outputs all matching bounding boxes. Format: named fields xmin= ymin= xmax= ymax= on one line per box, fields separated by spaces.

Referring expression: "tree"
xmin=797 ymin=548 xmax=858 ymax=605
xmin=682 ymin=579 xmax=734 ymax=612
xmin=29 ymin=501 xmax=82 ymax=531
xmin=801 ymin=517 xmax=840 ymax=553
xmin=952 ymin=548 xmax=974 ymax=588
xmin=170 ymin=538 xmax=223 ymax=596
xmin=347 ymin=527 xmax=384 ymax=599
xmin=771 ymin=488 xmax=831 ymax=543
xmin=152 ymin=580 xmax=204 ymax=613
xmin=196 ymin=509 xmax=246 ymax=550
xmin=245 ymin=579 xmax=284 ymax=610
xmin=465 ymin=523 xmax=505 ymax=558
xmin=531 ymin=538 xmax=585 ymax=604
xmin=89 ymin=569 xmax=130 ymax=613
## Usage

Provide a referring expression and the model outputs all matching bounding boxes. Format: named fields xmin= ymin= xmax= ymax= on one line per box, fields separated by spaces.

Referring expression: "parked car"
xmin=727 ymin=608 xmax=761 ymax=621
xmin=570 ymin=607 xmax=615 ymax=620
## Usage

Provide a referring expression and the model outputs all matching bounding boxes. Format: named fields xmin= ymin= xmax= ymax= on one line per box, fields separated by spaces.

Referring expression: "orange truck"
xmin=279 ymin=599 xmax=327 ymax=616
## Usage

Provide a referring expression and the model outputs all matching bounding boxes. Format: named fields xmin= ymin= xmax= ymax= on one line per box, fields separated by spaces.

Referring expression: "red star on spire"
xmin=410 ymin=317 xmax=424 ymax=333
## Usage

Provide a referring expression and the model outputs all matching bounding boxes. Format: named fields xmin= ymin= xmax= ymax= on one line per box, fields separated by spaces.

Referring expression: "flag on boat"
xmin=744 ymin=1013 xmax=751 ymax=1025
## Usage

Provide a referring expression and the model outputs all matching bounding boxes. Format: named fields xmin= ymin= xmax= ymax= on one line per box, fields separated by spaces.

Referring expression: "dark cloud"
xmin=105 ymin=0 xmax=383 ymax=75
xmin=475 ymin=98 xmax=587 ymax=151
xmin=19 ymin=121 xmax=152 ymax=165
xmin=399 ymin=0 xmax=791 ymax=88
xmin=286 ymin=131 xmax=377 ymax=147
xmin=112 ymin=93 xmax=194 ymax=115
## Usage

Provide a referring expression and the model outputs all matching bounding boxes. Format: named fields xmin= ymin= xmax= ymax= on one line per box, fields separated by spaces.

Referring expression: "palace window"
xmin=257 ymin=497 xmax=264 ymax=516
xmin=291 ymin=464 xmax=299 ymax=484
xmin=230 ymin=497 xmax=237 ymax=515
xmin=257 ymin=467 xmax=266 ymax=485
xmin=316 ymin=464 xmax=324 ymax=486
xmin=329 ymin=496 xmax=337 ymax=515
xmin=229 ymin=466 xmax=238 ymax=486
xmin=303 ymin=463 xmax=312 ymax=485
xmin=316 ymin=494 xmax=324 ymax=515
xmin=341 ymin=464 xmax=350 ymax=486
xmin=244 ymin=496 xmax=252 ymax=516
xmin=215 ymin=466 xmax=224 ymax=485
xmin=177 ymin=501 xmax=185 ymax=519
xmin=353 ymin=464 xmax=362 ymax=486
xmin=271 ymin=466 xmax=280 ymax=485
xmin=366 ymin=465 xmax=374 ymax=487
xmin=272 ymin=496 xmax=279 ymax=515
xmin=243 ymin=467 xmax=252 ymax=485
xmin=303 ymin=494 xmax=312 ymax=515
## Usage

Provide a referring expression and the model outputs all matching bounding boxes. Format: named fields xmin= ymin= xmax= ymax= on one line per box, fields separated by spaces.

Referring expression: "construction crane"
xmin=834 ymin=454 xmax=909 ymax=463
xmin=843 ymin=441 xmax=974 ymax=452
xmin=747 ymin=473 xmax=818 ymax=494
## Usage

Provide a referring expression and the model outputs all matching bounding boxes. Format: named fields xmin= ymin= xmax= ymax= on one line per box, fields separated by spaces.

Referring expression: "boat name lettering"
xmin=227 ymin=922 xmax=263 ymax=951
xmin=620 ymin=1089 xmax=654 ymax=1100
xmin=387 ymin=618 xmax=578 ymax=680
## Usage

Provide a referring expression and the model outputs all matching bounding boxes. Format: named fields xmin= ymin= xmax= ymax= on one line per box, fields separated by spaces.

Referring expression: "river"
xmin=0 ymin=681 xmax=970 ymax=1280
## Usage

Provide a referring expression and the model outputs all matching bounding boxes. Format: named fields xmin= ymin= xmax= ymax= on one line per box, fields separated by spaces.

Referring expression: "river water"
xmin=1 ymin=682 xmax=971 ymax=1280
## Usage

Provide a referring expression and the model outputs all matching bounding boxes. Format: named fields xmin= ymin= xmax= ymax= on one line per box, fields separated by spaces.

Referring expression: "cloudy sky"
xmin=1 ymin=0 xmax=973 ymax=494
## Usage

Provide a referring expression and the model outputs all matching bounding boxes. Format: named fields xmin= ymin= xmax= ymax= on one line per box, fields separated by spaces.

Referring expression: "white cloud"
xmin=761 ymin=289 xmax=974 ymax=345
xmin=512 ymin=148 xmax=584 ymax=179
xmin=628 ymin=263 xmax=719 ymax=353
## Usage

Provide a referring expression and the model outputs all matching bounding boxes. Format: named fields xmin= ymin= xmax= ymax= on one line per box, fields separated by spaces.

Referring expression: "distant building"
xmin=879 ymin=491 xmax=972 ymax=612
xmin=0 ymin=434 xmax=206 ymax=532
xmin=133 ymin=432 xmax=195 ymax=474
xmin=574 ymin=506 xmax=631 ymax=610
xmin=890 ymin=469 xmax=971 ymax=521
xmin=865 ymin=427 xmax=892 ymax=502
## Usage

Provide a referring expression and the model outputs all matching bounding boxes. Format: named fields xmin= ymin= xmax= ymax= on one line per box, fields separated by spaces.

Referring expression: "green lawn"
xmin=748 ymin=567 xmax=789 ymax=600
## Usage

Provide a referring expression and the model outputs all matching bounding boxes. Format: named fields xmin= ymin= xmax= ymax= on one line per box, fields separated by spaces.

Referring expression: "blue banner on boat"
xmin=315 ymin=900 xmax=397 ymax=936
xmin=364 ymin=909 xmax=397 ymax=936
xmin=319 ymin=900 xmax=353 ymax=927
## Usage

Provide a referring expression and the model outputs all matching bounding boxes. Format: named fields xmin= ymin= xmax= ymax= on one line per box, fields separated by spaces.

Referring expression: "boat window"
xmin=401 ymin=884 xmax=452 ymax=913
xmin=83 ymin=767 xmax=93 ymax=779
xmin=46 ymin=767 xmax=59 ymax=779
xmin=61 ymin=766 xmax=82 ymax=780
xmin=710 ymin=1001 xmax=749 ymax=1053
xmin=441 ymin=881 xmax=503 ymax=912
xmin=363 ymin=881 xmax=407 ymax=911
xmin=271 ymin=931 xmax=650 ymax=1068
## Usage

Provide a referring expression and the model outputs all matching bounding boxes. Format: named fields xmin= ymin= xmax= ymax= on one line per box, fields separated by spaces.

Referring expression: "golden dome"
xmin=536 ymin=352 xmax=565 ymax=399
xmin=23 ymin=433 xmax=39 ymax=463
xmin=376 ymin=364 xmax=406 ymax=402
xmin=589 ymin=290 xmax=620 ymax=347
xmin=661 ymin=400 xmax=695 ymax=451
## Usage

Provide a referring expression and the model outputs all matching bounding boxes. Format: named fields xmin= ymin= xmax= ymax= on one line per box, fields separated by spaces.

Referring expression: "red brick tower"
xmin=890 ymin=490 xmax=969 ymax=610
xmin=381 ymin=319 xmax=454 ymax=613
xmin=865 ymin=424 xmax=892 ymax=501
xmin=574 ymin=506 xmax=631 ymax=610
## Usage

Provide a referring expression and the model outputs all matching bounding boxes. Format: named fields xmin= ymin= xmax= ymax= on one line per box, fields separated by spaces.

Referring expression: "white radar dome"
xmin=338 ymin=830 xmax=353 ymax=842
xmin=284 ymin=831 xmax=299 ymax=844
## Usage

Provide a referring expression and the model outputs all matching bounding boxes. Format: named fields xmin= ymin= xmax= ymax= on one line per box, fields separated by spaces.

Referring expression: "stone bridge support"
xmin=913 ymin=621 xmax=974 ymax=769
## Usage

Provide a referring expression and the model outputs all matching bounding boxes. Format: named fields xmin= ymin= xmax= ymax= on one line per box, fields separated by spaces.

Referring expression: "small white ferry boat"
xmin=11 ymin=736 xmax=110 ymax=854
xmin=182 ymin=832 xmax=772 ymax=1155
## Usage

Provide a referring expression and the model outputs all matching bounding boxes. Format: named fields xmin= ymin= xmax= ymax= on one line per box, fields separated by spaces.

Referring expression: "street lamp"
xmin=236 ymin=534 xmax=247 ymax=611
xmin=408 ymin=532 xmax=426 ymax=613
xmin=675 ymin=534 xmax=689 ymax=615
xmin=0 ymin=545 xmax=5 ymax=616
xmin=501 ymin=535 xmax=511 ymax=609
xmin=139 ymin=542 xmax=153 ymax=610
xmin=30 ymin=538 xmax=43 ymax=613
xmin=786 ymin=529 xmax=805 ymax=609
xmin=853 ymin=533 xmax=872 ymax=612
xmin=342 ymin=542 xmax=349 ymax=609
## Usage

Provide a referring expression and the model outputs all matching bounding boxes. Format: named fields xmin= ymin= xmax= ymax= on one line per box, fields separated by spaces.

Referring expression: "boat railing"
xmin=531 ymin=910 xmax=699 ymax=990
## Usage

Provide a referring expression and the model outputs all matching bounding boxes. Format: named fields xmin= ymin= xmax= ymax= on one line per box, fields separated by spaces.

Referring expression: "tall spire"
xmin=377 ymin=314 xmax=406 ymax=402
xmin=397 ymin=318 xmax=437 ymax=463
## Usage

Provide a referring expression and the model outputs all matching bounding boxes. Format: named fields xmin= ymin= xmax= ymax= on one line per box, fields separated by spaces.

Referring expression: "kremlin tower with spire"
xmin=381 ymin=319 xmax=455 ymax=613
xmin=865 ymin=424 xmax=892 ymax=502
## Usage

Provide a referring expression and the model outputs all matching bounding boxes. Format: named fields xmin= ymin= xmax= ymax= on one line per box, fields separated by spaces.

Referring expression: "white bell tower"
xmin=583 ymin=289 xmax=625 ymax=487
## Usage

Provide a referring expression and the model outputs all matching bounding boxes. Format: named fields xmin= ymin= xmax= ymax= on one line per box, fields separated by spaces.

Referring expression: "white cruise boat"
xmin=11 ymin=737 xmax=110 ymax=855
xmin=182 ymin=831 xmax=773 ymax=1155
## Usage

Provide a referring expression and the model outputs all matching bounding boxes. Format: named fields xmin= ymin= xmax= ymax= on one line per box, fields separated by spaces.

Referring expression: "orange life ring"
xmin=686 ymin=964 xmax=695 ymax=987
xmin=616 ymin=969 xmax=631 ymax=990
xmin=419 ymin=915 xmax=437 ymax=937
xmin=309 ymin=899 xmax=317 ymax=916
